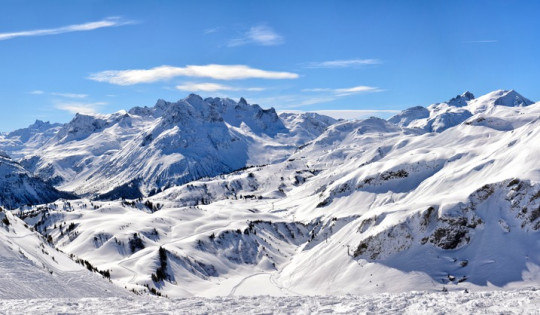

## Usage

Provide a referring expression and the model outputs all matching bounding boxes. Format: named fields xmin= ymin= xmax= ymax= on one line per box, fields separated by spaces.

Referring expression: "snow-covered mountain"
xmin=389 ymin=89 xmax=533 ymax=132
xmin=6 ymin=95 xmax=335 ymax=199
xmin=0 ymin=152 xmax=70 ymax=209
xmin=11 ymin=90 xmax=539 ymax=298
xmin=0 ymin=120 xmax=62 ymax=159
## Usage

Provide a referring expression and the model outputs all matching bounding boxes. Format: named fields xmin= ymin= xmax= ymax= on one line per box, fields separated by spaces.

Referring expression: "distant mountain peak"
xmin=448 ymin=91 xmax=475 ymax=107
xmin=492 ymin=89 xmax=533 ymax=107
xmin=461 ymin=91 xmax=475 ymax=100
xmin=185 ymin=93 xmax=204 ymax=103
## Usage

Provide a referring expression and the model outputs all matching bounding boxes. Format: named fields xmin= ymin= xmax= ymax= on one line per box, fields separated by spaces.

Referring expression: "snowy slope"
xmin=0 ymin=153 xmax=70 ymax=209
xmin=1 ymin=290 xmax=539 ymax=314
xmin=12 ymin=95 xmax=334 ymax=198
xmin=0 ymin=120 xmax=62 ymax=159
xmin=15 ymin=90 xmax=540 ymax=298
xmin=0 ymin=208 xmax=129 ymax=299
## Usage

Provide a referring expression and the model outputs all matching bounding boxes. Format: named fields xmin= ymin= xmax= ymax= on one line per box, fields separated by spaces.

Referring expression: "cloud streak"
xmin=228 ymin=25 xmax=284 ymax=47
xmin=89 ymin=64 xmax=299 ymax=85
xmin=252 ymin=95 xmax=339 ymax=109
xmin=29 ymin=90 xmax=88 ymax=98
xmin=50 ymin=92 xmax=88 ymax=98
xmin=303 ymin=85 xmax=382 ymax=96
xmin=306 ymin=59 xmax=381 ymax=68
xmin=176 ymin=82 xmax=264 ymax=92
xmin=55 ymin=102 xmax=107 ymax=114
xmin=0 ymin=17 xmax=135 ymax=41
xmin=464 ymin=40 xmax=498 ymax=44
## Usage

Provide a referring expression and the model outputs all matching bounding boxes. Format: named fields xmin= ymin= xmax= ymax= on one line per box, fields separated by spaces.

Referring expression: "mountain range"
xmin=1 ymin=89 xmax=539 ymax=298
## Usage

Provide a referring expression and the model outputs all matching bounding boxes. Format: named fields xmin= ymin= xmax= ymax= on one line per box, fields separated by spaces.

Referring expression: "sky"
xmin=1 ymin=0 xmax=539 ymax=131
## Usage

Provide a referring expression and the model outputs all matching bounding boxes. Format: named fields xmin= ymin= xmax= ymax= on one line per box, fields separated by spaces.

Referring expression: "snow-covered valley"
xmin=1 ymin=90 xmax=539 ymax=312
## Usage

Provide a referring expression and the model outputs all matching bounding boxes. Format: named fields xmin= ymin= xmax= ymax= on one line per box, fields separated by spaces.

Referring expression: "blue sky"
xmin=1 ymin=0 xmax=539 ymax=131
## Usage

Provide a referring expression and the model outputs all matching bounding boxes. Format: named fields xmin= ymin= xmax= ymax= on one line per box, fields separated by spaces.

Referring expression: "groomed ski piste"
xmin=1 ymin=90 xmax=539 ymax=313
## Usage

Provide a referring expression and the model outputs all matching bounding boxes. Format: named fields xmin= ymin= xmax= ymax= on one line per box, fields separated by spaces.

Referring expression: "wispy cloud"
xmin=50 ymin=92 xmax=88 ymax=98
xmin=29 ymin=90 xmax=88 ymax=98
xmin=204 ymin=27 xmax=220 ymax=34
xmin=335 ymin=86 xmax=382 ymax=96
xmin=251 ymin=85 xmax=383 ymax=109
xmin=228 ymin=25 xmax=284 ymax=47
xmin=303 ymin=85 xmax=382 ymax=96
xmin=55 ymin=102 xmax=107 ymax=114
xmin=251 ymin=95 xmax=339 ymax=109
xmin=0 ymin=17 xmax=136 ymax=41
xmin=464 ymin=40 xmax=498 ymax=44
xmin=306 ymin=59 xmax=381 ymax=68
xmin=176 ymin=82 xmax=264 ymax=92
xmin=89 ymin=64 xmax=299 ymax=85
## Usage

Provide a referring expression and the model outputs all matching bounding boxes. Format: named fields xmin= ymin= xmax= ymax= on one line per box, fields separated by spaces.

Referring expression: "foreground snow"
xmin=1 ymin=290 xmax=539 ymax=314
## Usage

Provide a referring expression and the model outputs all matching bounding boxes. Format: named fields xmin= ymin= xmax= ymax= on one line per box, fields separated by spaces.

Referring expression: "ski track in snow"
xmin=228 ymin=272 xmax=269 ymax=296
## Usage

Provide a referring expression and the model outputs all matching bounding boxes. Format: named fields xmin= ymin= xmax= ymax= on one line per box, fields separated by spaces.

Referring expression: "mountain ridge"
xmin=4 ymin=89 xmax=538 ymax=297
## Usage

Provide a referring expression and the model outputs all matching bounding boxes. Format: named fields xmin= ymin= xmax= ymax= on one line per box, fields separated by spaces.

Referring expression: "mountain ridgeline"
xmin=1 ymin=89 xmax=539 ymax=298
xmin=1 ymin=95 xmax=336 ymax=202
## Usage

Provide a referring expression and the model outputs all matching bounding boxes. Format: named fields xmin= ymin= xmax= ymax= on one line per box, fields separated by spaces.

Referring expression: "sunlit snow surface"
xmin=1 ymin=90 xmax=540 ymax=311
xmin=1 ymin=290 xmax=539 ymax=314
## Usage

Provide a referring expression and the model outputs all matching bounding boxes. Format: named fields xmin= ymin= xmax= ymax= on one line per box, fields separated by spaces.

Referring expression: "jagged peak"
xmin=448 ymin=91 xmax=475 ymax=107
xmin=155 ymin=98 xmax=169 ymax=107
xmin=185 ymin=93 xmax=204 ymax=103
xmin=461 ymin=91 xmax=475 ymax=100
xmin=29 ymin=119 xmax=47 ymax=127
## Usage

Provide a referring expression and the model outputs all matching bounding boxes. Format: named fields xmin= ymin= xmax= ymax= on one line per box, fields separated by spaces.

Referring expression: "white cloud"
xmin=204 ymin=27 xmax=220 ymax=34
xmin=228 ymin=25 xmax=284 ymax=47
xmin=303 ymin=85 xmax=382 ymax=96
xmin=89 ymin=64 xmax=299 ymax=85
xmin=306 ymin=59 xmax=381 ymax=68
xmin=50 ymin=92 xmax=88 ymax=98
xmin=29 ymin=90 xmax=88 ymax=98
xmin=249 ymin=85 xmax=382 ymax=109
xmin=251 ymin=94 xmax=338 ymax=109
xmin=464 ymin=40 xmax=498 ymax=43
xmin=176 ymin=82 xmax=264 ymax=92
xmin=55 ymin=102 xmax=107 ymax=114
xmin=0 ymin=17 xmax=136 ymax=41
xmin=335 ymin=86 xmax=382 ymax=96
